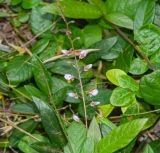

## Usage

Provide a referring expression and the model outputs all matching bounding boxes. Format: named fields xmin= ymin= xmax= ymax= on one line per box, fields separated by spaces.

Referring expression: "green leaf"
xmin=31 ymin=142 xmax=57 ymax=153
xmin=31 ymin=39 xmax=50 ymax=54
xmin=105 ymin=0 xmax=143 ymax=29
xmin=98 ymin=118 xmax=148 ymax=153
xmin=135 ymin=24 xmax=160 ymax=56
xmin=106 ymin=69 xmax=127 ymax=86
xmin=105 ymin=13 xmax=133 ymax=29
xmin=134 ymin=0 xmax=155 ymax=32
xmin=18 ymin=134 xmax=49 ymax=153
xmin=88 ymin=117 xmax=101 ymax=141
xmin=32 ymin=96 xmax=66 ymax=147
xmin=30 ymin=7 xmax=53 ymax=35
xmin=22 ymin=0 xmax=40 ymax=9
xmin=83 ymin=25 xmax=102 ymax=47
xmin=11 ymin=0 xmax=22 ymax=5
xmin=143 ymin=144 xmax=154 ymax=153
xmin=25 ymin=85 xmax=47 ymax=102
xmin=0 ymin=73 xmax=9 ymax=92
xmin=100 ymin=118 xmax=116 ymax=137
xmin=110 ymin=87 xmax=135 ymax=107
xmin=129 ymin=58 xmax=148 ymax=75
xmin=88 ymin=89 xmax=112 ymax=105
xmin=32 ymin=56 xmax=52 ymax=96
xmin=81 ymin=137 xmax=95 ymax=153
xmin=18 ymin=11 xmax=29 ymax=23
xmin=6 ymin=56 xmax=32 ymax=85
xmin=81 ymin=117 xmax=101 ymax=153
xmin=118 ymin=75 xmax=139 ymax=91
xmin=140 ymin=70 xmax=160 ymax=105
xmin=150 ymin=51 xmax=160 ymax=65
xmin=87 ymin=0 xmax=106 ymax=13
xmin=9 ymin=120 xmax=37 ymax=147
xmin=49 ymin=59 xmax=93 ymax=79
xmin=154 ymin=4 xmax=160 ymax=27
xmin=114 ymin=46 xmax=134 ymax=72
xmin=42 ymin=0 xmax=102 ymax=19
xmin=11 ymin=103 xmax=36 ymax=114
xmin=64 ymin=122 xmax=87 ymax=153
xmin=99 ymin=36 xmax=118 ymax=58
xmin=144 ymin=140 xmax=160 ymax=153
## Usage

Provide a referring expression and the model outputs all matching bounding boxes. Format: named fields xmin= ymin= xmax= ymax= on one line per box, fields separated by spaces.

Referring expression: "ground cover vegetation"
xmin=0 ymin=0 xmax=160 ymax=152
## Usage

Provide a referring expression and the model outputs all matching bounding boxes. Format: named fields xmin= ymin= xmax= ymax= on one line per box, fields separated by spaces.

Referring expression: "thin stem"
xmin=23 ymin=18 xmax=61 ymax=47
xmin=58 ymin=3 xmax=88 ymax=128
xmin=109 ymin=108 xmax=160 ymax=119
xmin=0 ymin=118 xmax=40 ymax=141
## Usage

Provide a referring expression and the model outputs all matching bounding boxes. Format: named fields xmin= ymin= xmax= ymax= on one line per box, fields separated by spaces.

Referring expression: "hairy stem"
xmin=58 ymin=2 xmax=88 ymax=128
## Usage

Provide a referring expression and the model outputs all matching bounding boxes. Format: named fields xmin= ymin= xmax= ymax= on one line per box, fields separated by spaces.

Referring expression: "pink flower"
xmin=89 ymin=89 xmax=99 ymax=97
xmin=67 ymin=92 xmax=78 ymax=99
xmin=61 ymin=49 xmax=72 ymax=56
xmin=90 ymin=101 xmax=101 ymax=107
xmin=79 ymin=50 xmax=88 ymax=59
xmin=84 ymin=64 xmax=92 ymax=71
xmin=64 ymin=74 xmax=74 ymax=81
xmin=72 ymin=114 xmax=80 ymax=122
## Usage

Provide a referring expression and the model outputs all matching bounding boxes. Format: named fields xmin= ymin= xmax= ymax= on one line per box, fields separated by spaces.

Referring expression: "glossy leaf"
xmin=42 ymin=0 xmax=102 ymax=19
xmin=140 ymin=70 xmax=160 ymax=105
xmin=31 ymin=142 xmax=57 ymax=153
xmin=30 ymin=7 xmax=53 ymax=35
xmin=114 ymin=46 xmax=134 ymax=72
xmin=98 ymin=118 xmax=148 ymax=153
xmin=105 ymin=0 xmax=143 ymax=29
xmin=129 ymin=58 xmax=148 ymax=75
xmin=64 ymin=122 xmax=87 ymax=153
xmin=106 ymin=69 xmax=127 ymax=86
xmin=88 ymin=117 xmax=101 ymax=141
xmin=110 ymin=87 xmax=135 ymax=106
xmin=32 ymin=97 xmax=66 ymax=147
xmin=18 ymin=134 xmax=49 ymax=153
xmin=88 ymin=0 xmax=105 ymax=13
xmin=83 ymin=25 xmax=102 ymax=47
xmin=32 ymin=56 xmax=52 ymax=96
xmin=143 ymin=144 xmax=154 ymax=153
xmin=9 ymin=120 xmax=37 ymax=147
xmin=118 ymin=75 xmax=139 ymax=91
xmin=154 ymin=4 xmax=160 ymax=26
xmin=22 ymin=0 xmax=40 ymax=9
xmin=134 ymin=0 xmax=155 ymax=32
xmin=135 ymin=24 xmax=160 ymax=56
xmin=6 ymin=56 xmax=32 ymax=85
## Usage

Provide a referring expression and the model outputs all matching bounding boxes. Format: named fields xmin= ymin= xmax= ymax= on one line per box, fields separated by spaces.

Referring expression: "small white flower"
xmin=64 ymin=74 xmax=74 ymax=81
xmin=79 ymin=50 xmax=88 ymax=59
xmin=61 ymin=49 xmax=71 ymax=55
xmin=84 ymin=64 xmax=92 ymax=71
xmin=67 ymin=92 xmax=78 ymax=99
xmin=89 ymin=89 xmax=99 ymax=97
xmin=90 ymin=101 xmax=101 ymax=107
xmin=72 ymin=114 xmax=80 ymax=122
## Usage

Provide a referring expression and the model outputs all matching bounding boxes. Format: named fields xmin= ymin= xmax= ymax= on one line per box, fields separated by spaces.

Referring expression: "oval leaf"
xmin=110 ymin=87 xmax=135 ymax=106
xmin=32 ymin=96 xmax=66 ymax=147
xmin=106 ymin=69 xmax=126 ymax=86
xmin=140 ymin=70 xmax=160 ymax=105
xmin=42 ymin=0 xmax=102 ymax=19
xmin=6 ymin=56 xmax=32 ymax=85
xmin=98 ymin=118 xmax=148 ymax=153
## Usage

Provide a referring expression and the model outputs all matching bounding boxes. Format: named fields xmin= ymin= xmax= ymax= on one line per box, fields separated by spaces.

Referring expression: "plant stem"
xmin=109 ymin=108 xmax=160 ymax=119
xmin=58 ymin=2 xmax=88 ymax=128
xmin=0 ymin=118 xmax=40 ymax=141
